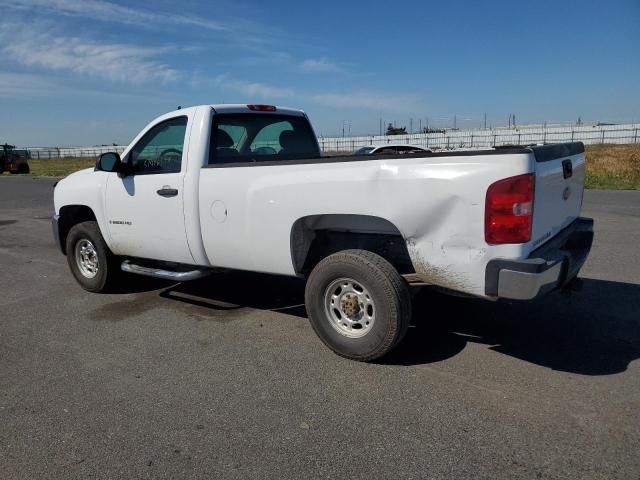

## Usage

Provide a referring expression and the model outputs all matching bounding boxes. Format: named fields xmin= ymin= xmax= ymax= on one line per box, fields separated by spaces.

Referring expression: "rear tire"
xmin=65 ymin=221 xmax=120 ymax=292
xmin=305 ymin=249 xmax=411 ymax=361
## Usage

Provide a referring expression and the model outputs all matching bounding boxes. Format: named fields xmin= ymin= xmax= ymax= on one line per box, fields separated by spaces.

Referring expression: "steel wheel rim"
xmin=75 ymin=239 xmax=99 ymax=279
xmin=323 ymin=277 xmax=375 ymax=338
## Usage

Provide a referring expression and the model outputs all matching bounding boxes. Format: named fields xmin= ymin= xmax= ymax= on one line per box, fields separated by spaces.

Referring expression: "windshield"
xmin=353 ymin=147 xmax=375 ymax=155
xmin=209 ymin=114 xmax=319 ymax=164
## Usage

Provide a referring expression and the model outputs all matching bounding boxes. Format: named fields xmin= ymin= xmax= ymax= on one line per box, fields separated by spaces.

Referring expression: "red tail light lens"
xmin=485 ymin=174 xmax=535 ymax=244
xmin=247 ymin=104 xmax=276 ymax=112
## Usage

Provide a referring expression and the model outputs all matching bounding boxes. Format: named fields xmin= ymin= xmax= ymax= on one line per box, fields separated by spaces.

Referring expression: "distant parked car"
xmin=0 ymin=144 xmax=31 ymax=174
xmin=352 ymin=144 xmax=432 ymax=155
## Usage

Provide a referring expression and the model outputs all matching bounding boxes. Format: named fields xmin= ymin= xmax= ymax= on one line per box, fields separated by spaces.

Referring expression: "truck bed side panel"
xmin=198 ymin=153 xmax=533 ymax=297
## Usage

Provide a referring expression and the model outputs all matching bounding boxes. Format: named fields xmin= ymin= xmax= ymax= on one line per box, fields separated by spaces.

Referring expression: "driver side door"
xmin=105 ymin=115 xmax=194 ymax=264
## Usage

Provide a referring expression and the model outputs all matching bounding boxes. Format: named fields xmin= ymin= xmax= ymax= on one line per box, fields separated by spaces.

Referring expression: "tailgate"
xmin=530 ymin=142 xmax=586 ymax=250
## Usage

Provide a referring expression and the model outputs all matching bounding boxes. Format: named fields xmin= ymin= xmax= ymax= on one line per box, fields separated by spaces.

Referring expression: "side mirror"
xmin=96 ymin=152 xmax=121 ymax=172
xmin=96 ymin=152 xmax=132 ymax=177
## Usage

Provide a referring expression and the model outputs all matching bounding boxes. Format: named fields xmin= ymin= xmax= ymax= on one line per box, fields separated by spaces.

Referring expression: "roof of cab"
xmin=209 ymin=104 xmax=306 ymax=116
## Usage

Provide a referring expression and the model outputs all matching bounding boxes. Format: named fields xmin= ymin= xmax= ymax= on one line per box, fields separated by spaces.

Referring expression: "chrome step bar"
xmin=121 ymin=260 xmax=212 ymax=281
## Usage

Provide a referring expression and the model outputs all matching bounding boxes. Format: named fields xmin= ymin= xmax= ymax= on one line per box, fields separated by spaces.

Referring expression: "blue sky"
xmin=0 ymin=0 xmax=638 ymax=146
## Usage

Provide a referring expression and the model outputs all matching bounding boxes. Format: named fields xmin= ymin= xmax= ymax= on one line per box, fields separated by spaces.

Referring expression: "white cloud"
xmin=0 ymin=72 xmax=169 ymax=100
xmin=0 ymin=72 xmax=52 ymax=97
xmin=0 ymin=0 xmax=228 ymax=31
xmin=211 ymin=75 xmax=423 ymax=113
xmin=196 ymin=74 xmax=297 ymax=100
xmin=0 ymin=28 xmax=179 ymax=84
xmin=225 ymin=80 xmax=297 ymax=99
xmin=300 ymin=57 xmax=343 ymax=73
xmin=309 ymin=92 xmax=422 ymax=112
xmin=0 ymin=1 xmax=354 ymax=86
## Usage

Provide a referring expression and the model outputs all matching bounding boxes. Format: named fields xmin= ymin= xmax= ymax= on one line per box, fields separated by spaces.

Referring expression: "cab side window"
xmin=129 ymin=117 xmax=187 ymax=174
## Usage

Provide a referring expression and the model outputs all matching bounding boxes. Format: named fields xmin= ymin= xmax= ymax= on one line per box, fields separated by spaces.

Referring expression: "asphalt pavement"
xmin=1 ymin=175 xmax=639 ymax=479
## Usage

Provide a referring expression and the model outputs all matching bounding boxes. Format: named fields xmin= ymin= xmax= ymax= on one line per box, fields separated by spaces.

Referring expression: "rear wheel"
xmin=305 ymin=249 xmax=411 ymax=361
xmin=65 ymin=221 xmax=120 ymax=292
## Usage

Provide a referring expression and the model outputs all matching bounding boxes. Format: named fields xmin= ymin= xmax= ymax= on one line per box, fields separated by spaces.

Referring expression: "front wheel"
xmin=65 ymin=221 xmax=119 ymax=292
xmin=305 ymin=249 xmax=411 ymax=361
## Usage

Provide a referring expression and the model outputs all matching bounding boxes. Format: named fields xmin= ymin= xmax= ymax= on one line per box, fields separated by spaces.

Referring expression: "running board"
xmin=121 ymin=260 xmax=212 ymax=282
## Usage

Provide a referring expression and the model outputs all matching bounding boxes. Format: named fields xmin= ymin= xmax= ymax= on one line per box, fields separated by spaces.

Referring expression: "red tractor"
xmin=0 ymin=143 xmax=30 ymax=174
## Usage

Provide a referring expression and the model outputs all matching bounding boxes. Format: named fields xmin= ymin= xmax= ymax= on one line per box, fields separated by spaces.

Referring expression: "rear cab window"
xmin=209 ymin=114 xmax=320 ymax=164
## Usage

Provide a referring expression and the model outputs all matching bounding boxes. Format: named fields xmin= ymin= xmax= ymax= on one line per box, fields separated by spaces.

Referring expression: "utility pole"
xmin=484 ymin=112 xmax=487 ymax=129
xmin=410 ymin=118 xmax=413 ymax=134
xmin=454 ymin=115 xmax=457 ymax=129
xmin=379 ymin=118 xmax=382 ymax=136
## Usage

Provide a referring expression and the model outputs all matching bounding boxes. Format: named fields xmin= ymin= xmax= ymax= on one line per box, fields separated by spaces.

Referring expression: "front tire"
xmin=65 ymin=221 xmax=119 ymax=292
xmin=305 ymin=250 xmax=411 ymax=361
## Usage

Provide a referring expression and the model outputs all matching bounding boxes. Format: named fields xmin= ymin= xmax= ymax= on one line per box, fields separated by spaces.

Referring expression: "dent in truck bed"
xmin=406 ymin=238 xmax=480 ymax=293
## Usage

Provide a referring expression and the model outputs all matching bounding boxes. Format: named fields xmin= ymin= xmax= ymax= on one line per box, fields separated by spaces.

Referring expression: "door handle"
xmin=157 ymin=187 xmax=178 ymax=197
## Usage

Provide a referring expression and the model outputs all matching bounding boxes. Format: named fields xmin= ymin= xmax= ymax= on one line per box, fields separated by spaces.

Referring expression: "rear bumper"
xmin=485 ymin=217 xmax=594 ymax=300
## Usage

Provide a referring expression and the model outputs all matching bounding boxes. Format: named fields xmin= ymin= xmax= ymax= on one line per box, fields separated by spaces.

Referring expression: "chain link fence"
xmin=23 ymin=145 xmax=127 ymax=159
xmin=318 ymin=123 xmax=640 ymax=152
xmin=19 ymin=123 xmax=640 ymax=158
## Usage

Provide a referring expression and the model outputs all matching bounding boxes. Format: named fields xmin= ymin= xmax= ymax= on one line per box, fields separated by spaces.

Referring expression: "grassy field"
xmin=25 ymin=157 xmax=96 ymax=177
xmin=583 ymin=144 xmax=640 ymax=189
xmin=2 ymin=144 xmax=639 ymax=189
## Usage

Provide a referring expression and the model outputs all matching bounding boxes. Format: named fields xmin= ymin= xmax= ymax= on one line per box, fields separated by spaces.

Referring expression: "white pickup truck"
xmin=53 ymin=104 xmax=593 ymax=361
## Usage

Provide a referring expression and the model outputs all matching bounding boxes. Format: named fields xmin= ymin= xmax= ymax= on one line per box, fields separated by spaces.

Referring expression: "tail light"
xmin=485 ymin=173 xmax=535 ymax=244
xmin=247 ymin=104 xmax=276 ymax=112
